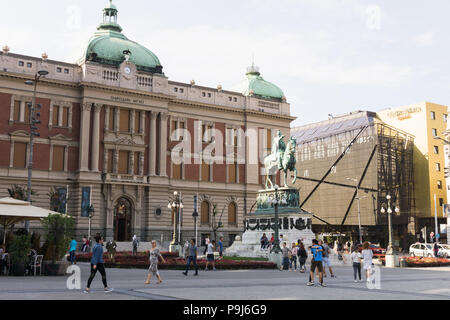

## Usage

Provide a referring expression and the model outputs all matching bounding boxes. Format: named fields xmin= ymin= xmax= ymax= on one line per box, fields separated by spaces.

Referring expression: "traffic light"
xmin=28 ymin=103 xmax=41 ymax=138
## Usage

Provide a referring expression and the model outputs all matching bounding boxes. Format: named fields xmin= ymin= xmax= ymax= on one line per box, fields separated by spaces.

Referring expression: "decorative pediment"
xmin=9 ymin=130 xmax=30 ymax=138
xmin=49 ymin=134 xmax=72 ymax=142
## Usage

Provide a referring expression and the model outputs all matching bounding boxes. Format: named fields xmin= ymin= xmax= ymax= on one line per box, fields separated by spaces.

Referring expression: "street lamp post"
xmin=381 ymin=194 xmax=400 ymax=267
xmin=88 ymin=205 xmax=95 ymax=243
xmin=168 ymin=191 xmax=183 ymax=254
xmin=268 ymin=185 xmax=287 ymax=267
xmin=192 ymin=195 xmax=199 ymax=246
xmin=24 ymin=70 xmax=48 ymax=231
xmin=347 ymin=178 xmax=363 ymax=244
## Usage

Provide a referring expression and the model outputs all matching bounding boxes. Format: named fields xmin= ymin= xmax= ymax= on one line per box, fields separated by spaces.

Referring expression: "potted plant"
xmin=42 ymin=213 xmax=75 ymax=275
xmin=9 ymin=233 xmax=31 ymax=276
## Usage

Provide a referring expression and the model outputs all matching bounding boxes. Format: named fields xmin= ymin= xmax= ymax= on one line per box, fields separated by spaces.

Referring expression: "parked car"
xmin=409 ymin=243 xmax=434 ymax=257
xmin=437 ymin=244 xmax=450 ymax=258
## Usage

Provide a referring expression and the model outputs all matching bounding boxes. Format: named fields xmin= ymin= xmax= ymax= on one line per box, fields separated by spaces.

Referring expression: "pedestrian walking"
xmin=218 ymin=237 xmax=224 ymax=260
xmin=83 ymin=235 xmax=113 ymax=294
xmin=307 ymin=239 xmax=325 ymax=287
xmin=183 ymin=240 xmax=190 ymax=261
xmin=298 ymin=242 xmax=307 ymax=272
xmin=205 ymin=240 xmax=216 ymax=271
xmin=433 ymin=241 xmax=439 ymax=258
xmin=351 ymin=246 xmax=362 ymax=282
xmin=289 ymin=242 xmax=298 ymax=271
xmin=260 ymin=233 xmax=269 ymax=249
xmin=280 ymin=242 xmax=290 ymax=271
xmin=320 ymin=241 xmax=335 ymax=278
xmin=106 ymin=239 xmax=117 ymax=263
xmin=183 ymin=239 xmax=199 ymax=276
xmin=68 ymin=237 xmax=77 ymax=265
xmin=81 ymin=236 xmax=87 ymax=252
xmin=361 ymin=242 xmax=373 ymax=283
xmin=145 ymin=240 xmax=166 ymax=285
xmin=203 ymin=236 xmax=210 ymax=255
xmin=132 ymin=235 xmax=139 ymax=256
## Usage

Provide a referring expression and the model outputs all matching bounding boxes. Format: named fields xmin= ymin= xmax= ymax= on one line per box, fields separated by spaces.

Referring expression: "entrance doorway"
xmin=114 ymin=197 xmax=132 ymax=241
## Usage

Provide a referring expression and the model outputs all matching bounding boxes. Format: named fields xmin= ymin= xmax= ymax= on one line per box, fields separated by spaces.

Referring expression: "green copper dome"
xmin=233 ymin=65 xmax=285 ymax=101
xmin=84 ymin=1 xmax=163 ymax=74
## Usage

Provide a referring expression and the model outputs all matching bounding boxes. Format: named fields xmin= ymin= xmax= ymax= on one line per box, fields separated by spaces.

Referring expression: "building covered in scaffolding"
xmin=291 ymin=111 xmax=415 ymax=249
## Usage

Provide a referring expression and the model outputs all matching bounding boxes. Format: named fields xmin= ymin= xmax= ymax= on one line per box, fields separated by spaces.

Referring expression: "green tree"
xmin=42 ymin=213 xmax=75 ymax=263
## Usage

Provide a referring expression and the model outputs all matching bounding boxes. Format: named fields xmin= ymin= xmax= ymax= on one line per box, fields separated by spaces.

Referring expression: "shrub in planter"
xmin=42 ymin=213 xmax=75 ymax=275
xmin=9 ymin=234 xmax=31 ymax=276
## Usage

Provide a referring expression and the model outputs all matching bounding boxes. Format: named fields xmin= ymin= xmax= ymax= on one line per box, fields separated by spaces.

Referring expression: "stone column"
xmin=149 ymin=111 xmax=157 ymax=176
xmin=159 ymin=112 xmax=168 ymax=177
xmin=130 ymin=109 xmax=136 ymax=134
xmin=79 ymin=102 xmax=92 ymax=172
xmin=91 ymin=104 xmax=102 ymax=172
xmin=140 ymin=111 xmax=145 ymax=134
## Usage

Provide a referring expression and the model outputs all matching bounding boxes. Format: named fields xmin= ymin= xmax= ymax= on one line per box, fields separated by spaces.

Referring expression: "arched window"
xmin=201 ymin=201 xmax=210 ymax=225
xmin=228 ymin=202 xmax=237 ymax=226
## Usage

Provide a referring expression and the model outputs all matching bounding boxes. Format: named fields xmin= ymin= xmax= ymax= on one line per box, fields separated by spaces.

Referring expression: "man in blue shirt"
xmin=68 ymin=238 xmax=77 ymax=265
xmin=307 ymin=239 xmax=326 ymax=287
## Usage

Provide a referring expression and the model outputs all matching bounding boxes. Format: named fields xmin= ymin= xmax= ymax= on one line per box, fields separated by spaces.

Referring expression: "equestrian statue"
xmin=264 ymin=130 xmax=298 ymax=190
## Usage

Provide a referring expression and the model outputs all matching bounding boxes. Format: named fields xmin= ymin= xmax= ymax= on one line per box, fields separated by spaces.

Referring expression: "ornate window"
xmin=9 ymin=95 xmax=32 ymax=125
xmin=49 ymin=101 xmax=72 ymax=130
xmin=201 ymin=201 xmax=210 ymax=225
xmin=9 ymin=130 xmax=30 ymax=169
xmin=228 ymin=202 xmax=237 ymax=226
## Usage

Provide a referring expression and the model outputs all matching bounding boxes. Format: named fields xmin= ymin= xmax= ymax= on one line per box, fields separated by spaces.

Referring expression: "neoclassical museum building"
xmin=0 ymin=2 xmax=294 ymax=245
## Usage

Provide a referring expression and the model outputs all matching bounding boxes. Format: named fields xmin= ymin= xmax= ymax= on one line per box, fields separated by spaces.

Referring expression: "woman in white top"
xmin=361 ymin=242 xmax=373 ymax=282
xmin=351 ymin=246 xmax=362 ymax=282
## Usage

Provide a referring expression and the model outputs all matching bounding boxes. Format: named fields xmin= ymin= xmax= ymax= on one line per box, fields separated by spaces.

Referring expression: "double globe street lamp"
xmin=380 ymin=194 xmax=400 ymax=267
xmin=24 ymin=69 xmax=49 ymax=231
xmin=168 ymin=191 xmax=183 ymax=254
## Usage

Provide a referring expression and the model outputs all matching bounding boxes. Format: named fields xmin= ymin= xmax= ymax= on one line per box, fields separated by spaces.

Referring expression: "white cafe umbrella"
xmin=0 ymin=197 xmax=58 ymax=244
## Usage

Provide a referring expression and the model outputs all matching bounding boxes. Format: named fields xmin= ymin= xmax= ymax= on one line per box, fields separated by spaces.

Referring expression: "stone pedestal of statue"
xmin=226 ymin=187 xmax=316 ymax=258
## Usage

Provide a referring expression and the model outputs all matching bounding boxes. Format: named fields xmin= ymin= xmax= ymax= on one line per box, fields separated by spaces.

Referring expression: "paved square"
xmin=0 ymin=263 xmax=449 ymax=300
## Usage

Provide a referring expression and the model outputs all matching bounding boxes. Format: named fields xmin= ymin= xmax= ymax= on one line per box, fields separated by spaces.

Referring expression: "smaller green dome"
xmin=233 ymin=65 xmax=285 ymax=101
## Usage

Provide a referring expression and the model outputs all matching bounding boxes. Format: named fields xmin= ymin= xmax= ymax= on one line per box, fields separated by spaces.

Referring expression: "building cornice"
xmin=171 ymin=98 xmax=296 ymax=122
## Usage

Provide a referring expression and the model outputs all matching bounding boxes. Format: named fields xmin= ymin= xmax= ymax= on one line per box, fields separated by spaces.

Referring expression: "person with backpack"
xmin=298 ymin=242 xmax=307 ymax=273
xmin=83 ymin=235 xmax=113 ymax=294
xmin=307 ymin=239 xmax=325 ymax=287
xmin=132 ymin=235 xmax=139 ymax=256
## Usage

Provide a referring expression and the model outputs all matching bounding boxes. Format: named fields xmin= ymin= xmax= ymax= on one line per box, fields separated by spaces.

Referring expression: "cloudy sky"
xmin=1 ymin=0 xmax=449 ymax=126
